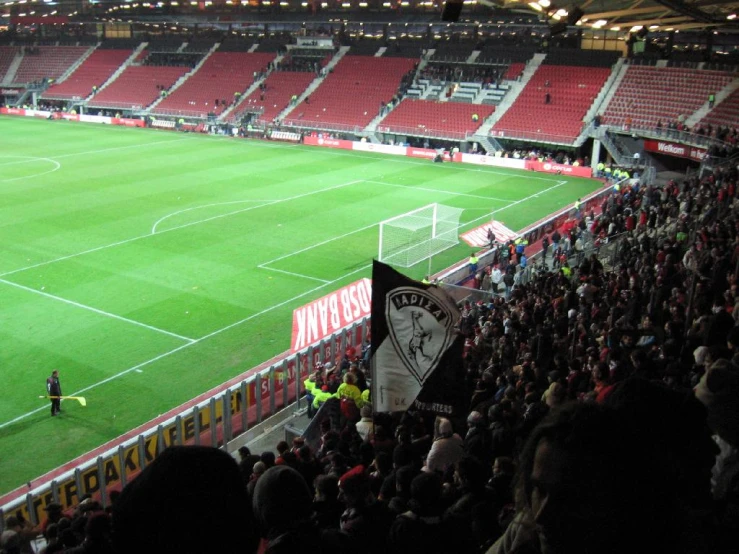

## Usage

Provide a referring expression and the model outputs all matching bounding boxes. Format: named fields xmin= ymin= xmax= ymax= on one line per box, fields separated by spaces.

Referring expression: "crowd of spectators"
xmin=4 ymin=162 xmax=738 ymax=554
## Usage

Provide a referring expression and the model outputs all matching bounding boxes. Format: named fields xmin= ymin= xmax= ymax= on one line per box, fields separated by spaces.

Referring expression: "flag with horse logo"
xmin=370 ymin=260 xmax=467 ymax=418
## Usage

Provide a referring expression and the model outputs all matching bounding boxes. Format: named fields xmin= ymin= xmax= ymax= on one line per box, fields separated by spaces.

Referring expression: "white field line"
xmin=0 ymin=137 xmax=193 ymax=184
xmin=0 ymin=157 xmax=62 ymax=183
xmin=0 ymin=278 xmax=196 ymax=343
xmin=43 ymin=137 xmax=195 ymax=161
xmin=364 ymin=179 xmax=514 ymax=202
xmin=0 ymin=180 xmax=363 ymax=278
xmin=152 ymin=200 xmax=266 ymax=234
xmin=260 ymin=266 xmax=330 ymax=283
xmin=0 ymin=167 xmax=573 ymax=427
xmin=0 ymin=260 xmax=373 ymax=429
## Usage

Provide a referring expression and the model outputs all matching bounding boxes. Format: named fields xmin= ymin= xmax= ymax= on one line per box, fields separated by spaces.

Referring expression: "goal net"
xmin=378 ymin=203 xmax=464 ymax=267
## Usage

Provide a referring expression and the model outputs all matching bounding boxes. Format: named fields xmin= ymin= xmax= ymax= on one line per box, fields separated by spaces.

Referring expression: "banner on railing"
xmin=1 ymin=107 xmax=25 ymax=116
xmin=303 ymin=135 xmax=353 ymax=149
xmin=291 ymin=278 xmax=372 ymax=353
xmin=111 ymin=118 xmax=146 ymax=128
xmin=353 ymin=142 xmax=405 ymax=155
xmin=525 ymin=160 xmax=593 ymax=178
xmin=406 ymin=147 xmax=452 ymax=161
xmin=457 ymin=153 xmax=526 ymax=169
xmin=643 ymin=140 xmax=707 ymax=162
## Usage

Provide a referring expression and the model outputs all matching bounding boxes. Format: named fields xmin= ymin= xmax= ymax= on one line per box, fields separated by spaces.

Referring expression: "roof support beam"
xmin=585 ymin=6 xmax=674 ymax=19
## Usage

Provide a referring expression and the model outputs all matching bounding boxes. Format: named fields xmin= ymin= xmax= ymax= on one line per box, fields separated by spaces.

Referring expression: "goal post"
xmin=378 ymin=203 xmax=465 ymax=267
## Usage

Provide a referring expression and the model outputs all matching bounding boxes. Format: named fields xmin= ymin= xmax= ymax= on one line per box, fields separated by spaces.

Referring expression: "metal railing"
xmin=85 ymin=101 xmax=145 ymax=110
xmin=281 ymin=120 xmax=364 ymax=134
xmin=376 ymin=124 xmax=472 ymax=141
xmin=149 ymin=107 xmax=215 ymax=119
xmin=490 ymin=127 xmax=580 ymax=145
xmin=599 ymin=123 xmax=732 ymax=152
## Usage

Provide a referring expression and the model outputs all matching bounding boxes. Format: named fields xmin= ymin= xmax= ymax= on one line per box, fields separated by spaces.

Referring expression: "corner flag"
xmin=370 ymin=260 xmax=467 ymax=418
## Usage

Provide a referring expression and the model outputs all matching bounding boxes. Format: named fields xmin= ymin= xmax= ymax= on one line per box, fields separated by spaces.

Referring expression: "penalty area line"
xmin=0 ymin=278 xmax=196 ymax=343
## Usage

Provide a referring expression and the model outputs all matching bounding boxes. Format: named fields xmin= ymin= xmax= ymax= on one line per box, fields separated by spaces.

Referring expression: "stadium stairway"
xmin=275 ymin=45 xmax=350 ymax=123
xmin=91 ymin=43 xmax=148 ymax=99
xmin=473 ymin=52 xmax=545 ymax=132
xmin=220 ymin=53 xmax=295 ymax=124
xmin=574 ymin=57 xmax=627 ymax=146
xmin=147 ymin=42 xmax=221 ymax=113
xmin=582 ymin=58 xmax=626 ymax=123
xmin=56 ymin=45 xmax=98 ymax=84
xmin=0 ymin=49 xmax=22 ymax=85
xmin=364 ymin=54 xmax=430 ymax=134
xmin=687 ymin=77 xmax=739 ymax=128
xmin=217 ymin=74 xmax=270 ymax=122
xmin=595 ymin=128 xmax=637 ymax=167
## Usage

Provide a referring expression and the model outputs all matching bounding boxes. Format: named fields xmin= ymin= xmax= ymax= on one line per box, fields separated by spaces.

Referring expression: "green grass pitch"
xmin=0 ymin=115 xmax=602 ymax=495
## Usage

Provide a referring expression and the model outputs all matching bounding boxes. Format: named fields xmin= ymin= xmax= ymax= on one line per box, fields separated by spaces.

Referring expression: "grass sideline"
xmin=0 ymin=116 xmax=602 ymax=495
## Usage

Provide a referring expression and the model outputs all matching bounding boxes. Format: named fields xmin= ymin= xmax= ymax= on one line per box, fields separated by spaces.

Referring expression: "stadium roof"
xmin=507 ymin=0 xmax=739 ymax=31
xmin=0 ymin=0 xmax=738 ymax=34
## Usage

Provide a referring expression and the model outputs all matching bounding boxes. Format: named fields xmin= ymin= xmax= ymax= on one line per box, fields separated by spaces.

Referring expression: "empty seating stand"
xmin=430 ymin=41 xmax=476 ymax=62
xmin=493 ymin=62 xmax=613 ymax=143
xmin=43 ymin=49 xmax=134 ymax=101
xmin=383 ymin=39 xmax=427 ymax=59
xmin=503 ymin=63 xmax=525 ymax=80
xmin=602 ymin=65 xmax=735 ymax=130
xmin=153 ymin=52 xmax=275 ymax=118
xmin=378 ymin=98 xmax=494 ymax=139
xmin=347 ymin=38 xmax=383 ymax=56
xmin=284 ymin=56 xmax=417 ymax=131
xmin=230 ymin=70 xmax=315 ymax=124
xmin=699 ymin=88 xmax=739 ymax=130
xmin=11 ymin=46 xmax=89 ymax=84
xmin=88 ymin=65 xmax=189 ymax=109
xmin=477 ymin=45 xmax=537 ymax=65
xmin=255 ymin=37 xmax=290 ymax=53
xmin=218 ymin=37 xmax=256 ymax=53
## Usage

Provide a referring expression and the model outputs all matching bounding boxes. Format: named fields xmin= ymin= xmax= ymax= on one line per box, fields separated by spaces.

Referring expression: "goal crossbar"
xmin=378 ymin=203 xmax=464 ymax=268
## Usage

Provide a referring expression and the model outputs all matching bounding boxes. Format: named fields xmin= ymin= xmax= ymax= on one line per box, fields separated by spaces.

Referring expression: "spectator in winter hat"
xmin=112 ymin=446 xmax=258 ymax=554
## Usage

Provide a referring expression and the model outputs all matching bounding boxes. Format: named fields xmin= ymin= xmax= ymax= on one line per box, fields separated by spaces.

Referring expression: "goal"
xmin=378 ymin=203 xmax=464 ymax=267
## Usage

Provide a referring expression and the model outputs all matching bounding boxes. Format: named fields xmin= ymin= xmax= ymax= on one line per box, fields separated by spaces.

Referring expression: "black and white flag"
xmin=371 ymin=260 xmax=467 ymax=418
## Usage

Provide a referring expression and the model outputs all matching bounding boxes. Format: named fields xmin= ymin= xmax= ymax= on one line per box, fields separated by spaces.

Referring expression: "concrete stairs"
xmin=573 ymin=57 xmax=628 ymax=146
xmin=275 ymin=46 xmax=350 ymax=122
xmin=56 ymin=45 xmax=97 ymax=84
xmin=1 ymin=50 xmax=24 ymax=85
xmin=471 ymin=135 xmax=505 ymax=154
xmin=147 ymin=42 xmax=220 ymax=112
xmin=685 ymin=77 xmax=739 ymax=128
xmin=475 ymin=52 xmax=546 ymax=131
xmin=586 ymin=57 xmax=626 ymax=123
xmin=218 ymin=66 xmax=277 ymax=123
xmin=88 ymin=42 xmax=148 ymax=101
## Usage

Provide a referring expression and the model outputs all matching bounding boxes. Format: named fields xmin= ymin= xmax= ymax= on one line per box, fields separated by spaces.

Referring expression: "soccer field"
xmin=0 ymin=116 xmax=602 ymax=495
